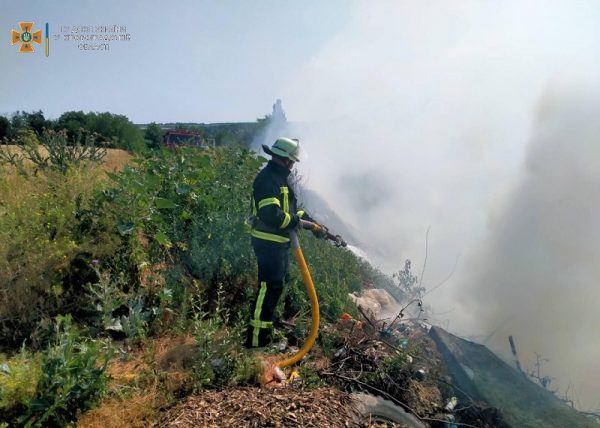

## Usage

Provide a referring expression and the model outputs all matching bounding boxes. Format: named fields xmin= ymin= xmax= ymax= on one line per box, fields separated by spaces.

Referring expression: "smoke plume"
xmin=269 ymin=1 xmax=600 ymax=409
xmin=457 ymin=83 xmax=600 ymax=408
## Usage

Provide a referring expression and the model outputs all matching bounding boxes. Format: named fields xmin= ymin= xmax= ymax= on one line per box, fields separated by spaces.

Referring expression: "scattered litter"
xmin=259 ymin=360 xmax=286 ymax=389
xmin=413 ymin=369 xmax=426 ymax=381
xmin=444 ymin=397 xmax=458 ymax=412
xmin=288 ymin=369 xmax=301 ymax=384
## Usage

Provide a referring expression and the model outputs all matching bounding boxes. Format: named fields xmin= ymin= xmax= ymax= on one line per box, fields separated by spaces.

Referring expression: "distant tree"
xmin=5 ymin=111 xmax=51 ymax=138
xmin=144 ymin=122 xmax=165 ymax=150
xmin=87 ymin=112 xmax=145 ymax=152
xmin=10 ymin=111 xmax=26 ymax=133
xmin=215 ymin=130 xmax=236 ymax=146
xmin=56 ymin=111 xmax=88 ymax=139
xmin=23 ymin=110 xmax=49 ymax=135
xmin=55 ymin=111 xmax=145 ymax=152
xmin=0 ymin=116 xmax=10 ymax=141
xmin=173 ymin=123 xmax=195 ymax=132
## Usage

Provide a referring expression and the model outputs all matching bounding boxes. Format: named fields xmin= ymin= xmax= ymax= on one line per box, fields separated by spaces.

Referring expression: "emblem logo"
xmin=11 ymin=22 xmax=42 ymax=53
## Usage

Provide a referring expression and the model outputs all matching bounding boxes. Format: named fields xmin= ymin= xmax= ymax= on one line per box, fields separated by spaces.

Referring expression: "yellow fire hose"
xmin=257 ymin=220 xmax=345 ymax=386
xmin=275 ymin=222 xmax=320 ymax=368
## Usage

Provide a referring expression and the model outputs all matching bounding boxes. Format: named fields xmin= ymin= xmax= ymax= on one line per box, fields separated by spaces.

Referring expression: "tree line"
xmin=0 ymin=110 xmax=273 ymax=152
xmin=0 ymin=110 xmax=148 ymax=152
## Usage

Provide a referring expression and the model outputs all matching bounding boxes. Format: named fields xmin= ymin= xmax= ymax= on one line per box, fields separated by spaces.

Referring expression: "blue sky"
xmin=0 ymin=0 xmax=351 ymax=123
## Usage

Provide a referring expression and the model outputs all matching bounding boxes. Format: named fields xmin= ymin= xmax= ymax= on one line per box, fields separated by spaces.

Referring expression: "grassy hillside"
xmin=0 ymin=143 xmax=386 ymax=426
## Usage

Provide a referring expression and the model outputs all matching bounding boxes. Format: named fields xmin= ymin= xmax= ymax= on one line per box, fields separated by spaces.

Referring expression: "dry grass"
xmin=0 ymin=144 xmax=133 ymax=173
xmin=0 ymin=144 xmax=133 ymax=339
xmin=103 ymin=335 xmax=195 ymax=386
xmin=77 ymin=385 xmax=162 ymax=428
xmin=101 ymin=148 xmax=133 ymax=173
xmin=0 ymin=162 xmax=105 ymax=203
xmin=0 ymin=147 xmax=132 ymax=209
xmin=77 ymin=335 xmax=196 ymax=428
xmin=0 ymin=161 xmax=122 ymax=324
xmin=153 ymin=335 xmax=196 ymax=363
xmin=105 ymin=356 xmax=151 ymax=385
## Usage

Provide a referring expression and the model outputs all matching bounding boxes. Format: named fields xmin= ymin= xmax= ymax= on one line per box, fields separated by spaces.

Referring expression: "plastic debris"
xmin=288 ymin=369 xmax=301 ymax=383
xmin=414 ymin=368 xmax=426 ymax=381
xmin=260 ymin=361 xmax=286 ymax=389
xmin=444 ymin=396 xmax=458 ymax=412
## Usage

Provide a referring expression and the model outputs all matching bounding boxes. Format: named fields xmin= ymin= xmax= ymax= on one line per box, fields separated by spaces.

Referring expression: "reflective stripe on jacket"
xmin=249 ymin=160 xmax=313 ymax=244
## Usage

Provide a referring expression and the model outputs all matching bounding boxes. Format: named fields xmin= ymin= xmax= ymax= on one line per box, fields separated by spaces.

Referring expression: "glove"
xmin=295 ymin=211 xmax=306 ymax=230
xmin=312 ymin=223 xmax=328 ymax=239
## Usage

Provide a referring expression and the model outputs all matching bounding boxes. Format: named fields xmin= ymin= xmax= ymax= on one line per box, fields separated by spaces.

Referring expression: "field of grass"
xmin=1 ymin=145 xmax=132 ymax=172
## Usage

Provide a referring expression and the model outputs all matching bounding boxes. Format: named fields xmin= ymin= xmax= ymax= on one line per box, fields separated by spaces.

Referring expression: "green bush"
xmin=0 ymin=145 xmax=265 ymax=346
xmin=144 ymin=122 xmax=164 ymax=150
xmin=18 ymin=315 xmax=111 ymax=427
xmin=86 ymin=145 xmax=371 ymax=331
xmin=85 ymin=146 xmax=263 ymax=319
xmin=0 ymin=348 xmax=42 ymax=423
xmin=282 ymin=236 xmax=363 ymax=322
xmin=189 ymin=284 xmax=257 ymax=388
xmin=365 ymin=351 xmax=412 ymax=398
xmin=0 ymin=316 xmax=111 ymax=426
xmin=56 ymin=111 xmax=145 ymax=153
xmin=84 ymin=269 xmax=151 ymax=340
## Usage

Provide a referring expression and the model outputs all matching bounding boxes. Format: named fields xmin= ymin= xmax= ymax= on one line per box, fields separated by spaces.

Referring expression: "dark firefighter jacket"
xmin=249 ymin=160 xmax=314 ymax=244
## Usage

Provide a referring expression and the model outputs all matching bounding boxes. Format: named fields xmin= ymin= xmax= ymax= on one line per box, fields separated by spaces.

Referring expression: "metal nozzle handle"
xmin=299 ymin=220 xmax=347 ymax=247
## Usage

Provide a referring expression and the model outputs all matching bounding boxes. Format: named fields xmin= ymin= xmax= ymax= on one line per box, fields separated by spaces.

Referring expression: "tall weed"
xmin=19 ymin=315 xmax=112 ymax=427
xmin=0 ymin=166 xmax=119 ymax=347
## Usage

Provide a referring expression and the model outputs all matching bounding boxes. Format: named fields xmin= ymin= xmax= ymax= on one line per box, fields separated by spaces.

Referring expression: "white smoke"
xmin=273 ymin=1 xmax=600 ymax=409
xmin=457 ymin=83 xmax=600 ymax=410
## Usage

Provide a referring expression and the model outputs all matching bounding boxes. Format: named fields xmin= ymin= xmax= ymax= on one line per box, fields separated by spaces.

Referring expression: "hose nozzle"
xmin=331 ymin=234 xmax=347 ymax=247
xmin=299 ymin=220 xmax=347 ymax=247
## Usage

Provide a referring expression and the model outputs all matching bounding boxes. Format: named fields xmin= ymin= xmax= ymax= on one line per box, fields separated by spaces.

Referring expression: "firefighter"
xmin=245 ymin=137 xmax=327 ymax=348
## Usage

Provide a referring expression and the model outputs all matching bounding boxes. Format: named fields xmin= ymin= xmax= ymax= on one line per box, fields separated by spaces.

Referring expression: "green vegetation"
xmin=393 ymin=259 xmax=424 ymax=299
xmin=158 ymin=121 xmax=265 ymax=147
xmin=0 ymin=107 xmax=277 ymax=153
xmin=1 ymin=316 xmax=111 ymax=427
xmin=283 ymin=235 xmax=363 ymax=321
xmin=1 ymin=110 xmax=145 ymax=153
xmin=143 ymin=122 xmax=165 ymax=150
xmin=0 ymin=126 xmax=395 ymax=425
xmin=54 ymin=111 xmax=145 ymax=152
xmin=0 ymin=348 xmax=42 ymax=422
xmin=0 ymin=164 xmax=117 ymax=348
xmin=189 ymin=288 xmax=260 ymax=389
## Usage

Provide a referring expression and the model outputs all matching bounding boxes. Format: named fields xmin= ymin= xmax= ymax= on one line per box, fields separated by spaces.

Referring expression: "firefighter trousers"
xmin=245 ymin=238 xmax=289 ymax=348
